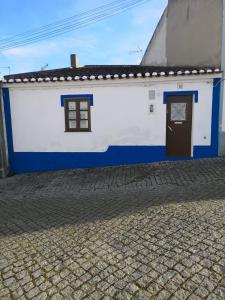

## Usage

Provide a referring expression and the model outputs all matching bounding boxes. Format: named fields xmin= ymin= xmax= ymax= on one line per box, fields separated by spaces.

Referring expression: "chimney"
xmin=70 ymin=54 xmax=78 ymax=68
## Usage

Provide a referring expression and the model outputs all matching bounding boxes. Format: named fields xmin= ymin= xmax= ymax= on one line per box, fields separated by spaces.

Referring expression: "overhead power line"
xmin=0 ymin=0 xmax=134 ymax=43
xmin=0 ymin=0 xmax=147 ymax=48
xmin=0 ymin=66 xmax=11 ymax=74
xmin=0 ymin=0 xmax=149 ymax=51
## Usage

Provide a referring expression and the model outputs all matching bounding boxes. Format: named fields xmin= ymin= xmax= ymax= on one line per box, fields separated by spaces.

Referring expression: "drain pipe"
xmin=0 ymin=84 xmax=8 ymax=178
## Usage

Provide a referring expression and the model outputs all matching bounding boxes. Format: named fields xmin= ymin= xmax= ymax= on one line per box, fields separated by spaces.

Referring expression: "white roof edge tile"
xmin=4 ymin=68 xmax=220 ymax=84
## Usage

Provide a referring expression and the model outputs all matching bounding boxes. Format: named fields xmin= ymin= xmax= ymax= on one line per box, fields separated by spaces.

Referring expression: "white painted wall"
xmin=7 ymin=77 xmax=215 ymax=154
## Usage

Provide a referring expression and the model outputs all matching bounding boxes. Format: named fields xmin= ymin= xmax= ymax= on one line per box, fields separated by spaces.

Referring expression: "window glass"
xmin=69 ymin=120 xmax=76 ymax=129
xmin=80 ymin=102 xmax=88 ymax=110
xmin=80 ymin=120 xmax=89 ymax=129
xmin=68 ymin=102 xmax=76 ymax=110
xmin=171 ymin=103 xmax=187 ymax=121
xmin=80 ymin=111 xmax=88 ymax=119
xmin=69 ymin=111 xmax=76 ymax=119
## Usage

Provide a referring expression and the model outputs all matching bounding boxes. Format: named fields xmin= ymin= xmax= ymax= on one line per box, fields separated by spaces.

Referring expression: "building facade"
xmin=0 ymin=66 xmax=222 ymax=173
xmin=142 ymin=0 xmax=225 ymax=155
xmin=1 ymin=0 xmax=224 ymax=174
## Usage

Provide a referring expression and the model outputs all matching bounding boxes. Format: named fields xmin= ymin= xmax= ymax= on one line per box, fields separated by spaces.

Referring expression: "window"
xmin=171 ymin=103 xmax=187 ymax=121
xmin=64 ymin=98 xmax=91 ymax=132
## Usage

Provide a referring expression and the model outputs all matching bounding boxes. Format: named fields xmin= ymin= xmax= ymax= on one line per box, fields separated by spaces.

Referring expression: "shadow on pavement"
xmin=0 ymin=158 xmax=225 ymax=237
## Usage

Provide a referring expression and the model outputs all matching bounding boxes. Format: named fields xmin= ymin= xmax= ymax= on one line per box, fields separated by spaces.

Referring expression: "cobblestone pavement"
xmin=0 ymin=158 xmax=225 ymax=300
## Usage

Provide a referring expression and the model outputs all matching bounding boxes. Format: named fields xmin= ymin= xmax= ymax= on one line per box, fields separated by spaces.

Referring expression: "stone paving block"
xmin=26 ymin=286 xmax=40 ymax=298
xmin=1 ymin=158 xmax=225 ymax=300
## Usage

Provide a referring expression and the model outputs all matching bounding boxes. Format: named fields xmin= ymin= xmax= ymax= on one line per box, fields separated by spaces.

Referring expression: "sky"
xmin=0 ymin=0 xmax=167 ymax=76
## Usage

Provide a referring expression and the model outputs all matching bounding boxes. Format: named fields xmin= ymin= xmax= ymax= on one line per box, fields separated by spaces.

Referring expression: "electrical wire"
xmin=0 ymin=0 xmax=145 ymax=48
xmin=0 ymin=0 xmax=149 ymax=50
xmin=0 ymin=0 xmax=132 ymax=43
xmin=0 ymin=0 xmax=141 ymax=46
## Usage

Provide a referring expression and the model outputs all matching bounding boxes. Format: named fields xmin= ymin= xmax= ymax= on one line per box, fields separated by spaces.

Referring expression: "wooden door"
xmin=166 ymin=95 xmax=193 ymax=157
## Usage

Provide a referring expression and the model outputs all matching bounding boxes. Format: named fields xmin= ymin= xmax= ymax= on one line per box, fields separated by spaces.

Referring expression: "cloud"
xmin=1 ymin=34 xmax=97 ymax=59
xmin=0 ymin=34 xmax=98 ymax=74
xmin=62 ymin=35 xmax=97 ymax=50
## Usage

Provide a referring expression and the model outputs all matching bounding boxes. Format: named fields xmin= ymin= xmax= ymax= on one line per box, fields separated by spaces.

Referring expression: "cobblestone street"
xmin=0 ymin=158 xmax=225 ymax=299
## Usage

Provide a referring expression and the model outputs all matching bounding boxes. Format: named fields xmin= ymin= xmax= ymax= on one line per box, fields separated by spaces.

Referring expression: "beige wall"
xmin=142 ymin=0 xmax=223 ymax=68
xmin=167 ymin=0 xmax=222 ymax=67
xmin=141 ymin=8 xmax=168 ymax=66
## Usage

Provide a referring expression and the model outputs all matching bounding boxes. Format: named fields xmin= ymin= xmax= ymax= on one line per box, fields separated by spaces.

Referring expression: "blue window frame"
xmin=61 ymin=94 xmax=93 ymax=107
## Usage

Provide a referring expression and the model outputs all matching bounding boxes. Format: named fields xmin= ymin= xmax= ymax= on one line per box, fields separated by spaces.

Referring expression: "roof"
xmin=2 ymin=65 xmax=221 ymax=84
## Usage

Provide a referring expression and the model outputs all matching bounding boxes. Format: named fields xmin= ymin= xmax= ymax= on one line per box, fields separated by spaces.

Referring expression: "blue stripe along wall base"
xmin=2 ymin=78 xmax=221 ymax=174
xmin=11 ymin=145 xmax=220 ymax=173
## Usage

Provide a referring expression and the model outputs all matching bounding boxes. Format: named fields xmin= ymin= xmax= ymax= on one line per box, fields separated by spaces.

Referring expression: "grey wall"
xmin=142 ymin=0 xmax=223 ymax=68
xmin=167 ymin=0 xmax=222 ymax=67
xmin=141 ymin=8 xmax=168 ymax=66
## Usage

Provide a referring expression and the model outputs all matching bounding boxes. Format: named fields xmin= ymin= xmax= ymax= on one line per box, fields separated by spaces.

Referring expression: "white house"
xmin=0 ymin=62 xmax=222 ymax=173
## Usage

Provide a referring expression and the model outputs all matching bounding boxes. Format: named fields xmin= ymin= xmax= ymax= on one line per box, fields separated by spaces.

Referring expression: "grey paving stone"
xmin=157 ymin=289 xmax=171 ymax=300
xmin=134 ymin=290 xmax=152 ymax=300
xmin=51 ymin=293 xmax=64 ymax=300
xmin=33 ymin=292 xmax=48 ymax=300
xmin=26 ymin=286 xmax=40 ymax=298
xmin=116 ymin=291 xmax=132 ymax=300
xmin=1 ymin=158 xmax=225 ymax=300
xmin=214 ymin=287 xmax=225 ymax=298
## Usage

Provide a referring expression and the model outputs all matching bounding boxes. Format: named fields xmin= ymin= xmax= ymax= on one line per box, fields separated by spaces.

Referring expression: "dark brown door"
xmin=166 ymin=95 xmax=193 ymax=157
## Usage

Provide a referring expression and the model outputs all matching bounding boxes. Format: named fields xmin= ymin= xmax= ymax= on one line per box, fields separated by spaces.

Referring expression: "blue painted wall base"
xmin=11 ymin=145 xmax=217 ymax=173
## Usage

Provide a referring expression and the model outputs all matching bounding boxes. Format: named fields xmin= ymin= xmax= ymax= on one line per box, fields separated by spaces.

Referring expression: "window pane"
xmin=80 ymin=111 xmax=88 ymax=119
xmin=69 ymin=111 xmax=76 ymax=119
xmin=68 ymin=101 xmax=76 ymax=110
xmin=80 ymin=101 xmax=88 ymax=110
xmin=171 ymin=103 xmax=187 ymax=121
xmin=69 ymin=120 xmax=77 ymax=129
xmin=80 ymin=120 xmax=88 ymax=129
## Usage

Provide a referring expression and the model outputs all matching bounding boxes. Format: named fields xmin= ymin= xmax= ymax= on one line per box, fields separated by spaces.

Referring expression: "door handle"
xmin=168 ymin=125 xmax=173 ymax=132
